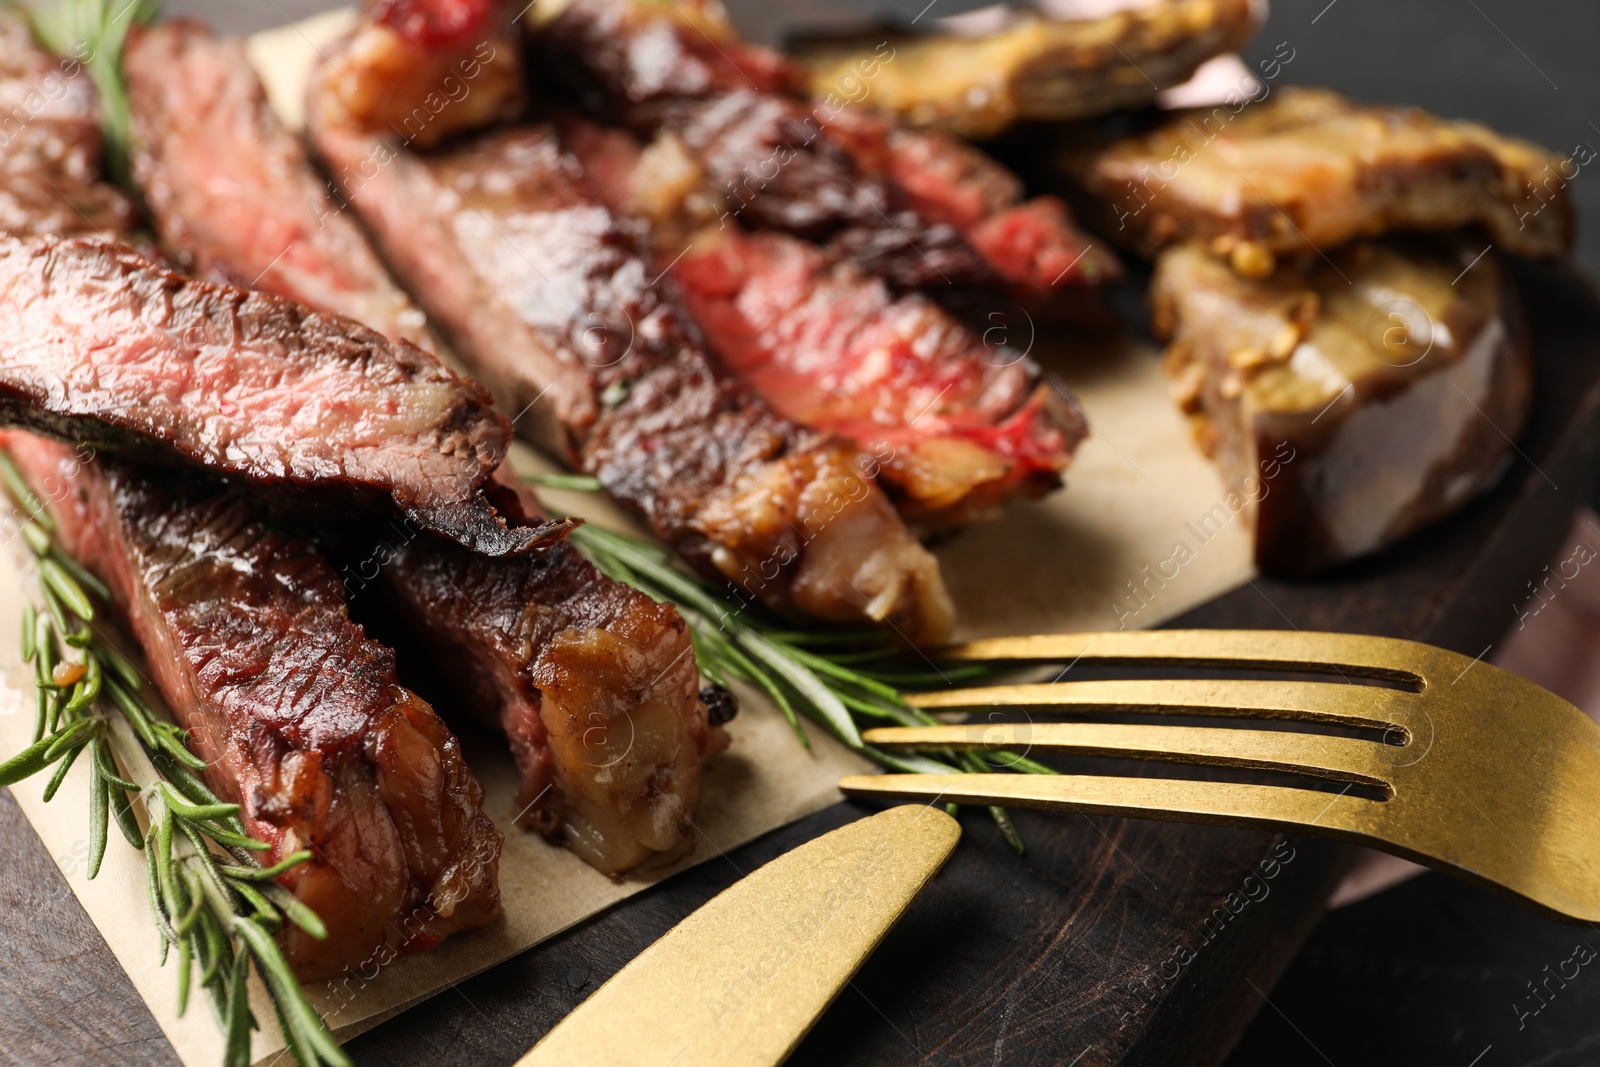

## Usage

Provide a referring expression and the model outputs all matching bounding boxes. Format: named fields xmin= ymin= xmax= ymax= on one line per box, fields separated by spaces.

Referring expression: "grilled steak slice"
xmin=126 ymin=27 xmax=730 ymax=874
xmin=308 ymin=34 xmax=955 ymax=644
xmin=3 ymin=431 xmax=503 ymax=981
xmin=124 ymin=20 xmax=434 ymax=350
xmin=531 ymin=0 xmax=1112 ymax=298
xmin=531 ymin=0 xmax=981 ymax=292
xmin=1064 ymin=86 xmax=1574 ymax=265
xmin=1151 ymin=239 xmax=1532 ymax=575
xmin=564 ymin=118 xmax=1086 ymax=527
xmin=375 ymin=476 xmax=728 ymax=875
xmin=0 ymin=233 xmax=570 ymax=556
xmin=790 ymin=0 xmax=1259 ymax=139
xmin=0 ymin=8 xmax=136 ymax=237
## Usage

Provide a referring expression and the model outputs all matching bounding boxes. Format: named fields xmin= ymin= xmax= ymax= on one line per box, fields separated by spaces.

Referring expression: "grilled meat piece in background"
xmin=1062 ymin=86 xmax=1575 ymax=271
xmin=307 ymin=6 xmax=955 ymax=644
xmin=0 ymin=234 xmax=570 ymax=557
xmin=789 ymin=0 xmax=1260 ymax=139
xmin=531 ymin=0 xmax=1116 ymax=299
xmin=2 ymin=432 xmax=504 ymax=981
xmin=126 ymin=20 xmax=729 ymax=873
xmin=0 ymin=7 xmax=136 ymax=237
xmin=1151 ymin=239 xmax=1533 ymax=575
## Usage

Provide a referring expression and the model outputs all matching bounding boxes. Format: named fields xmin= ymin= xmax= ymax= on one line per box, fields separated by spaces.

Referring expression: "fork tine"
xmin=862 ymin=723 xmax=1395 ymax=793
xmin=906 ymin=678 xmax=1414 ymax=733
xmin=938 ymin=630 xmax=1426 ymax=685
xmin=838 ymin=773 xmax=1379 ymax=840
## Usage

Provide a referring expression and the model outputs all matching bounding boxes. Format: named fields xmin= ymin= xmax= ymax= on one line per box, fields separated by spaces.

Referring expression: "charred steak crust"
xmin=0 ymin=8 xmax=137 ymax=237
xmin=123 ymin=23 xmax=732 ymax=873
xmin=307 ymin=56 xmax=954 ymax=644
xmin=533 ymin=0 xmax=991 ymax=292
xmin=124 ymin=20 xmax=437 ymax=352
xmin=379 ymin=478 xmax=727 ymax=875
xmin=2 ymin=432 xmax=503 ymax=981
xmin=0 ymin=233 xmax=566 ymax=556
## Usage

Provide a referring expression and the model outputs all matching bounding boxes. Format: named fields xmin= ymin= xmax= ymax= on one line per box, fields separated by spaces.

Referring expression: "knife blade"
xmin=516 ymin=804 xmax=960 ymax=1067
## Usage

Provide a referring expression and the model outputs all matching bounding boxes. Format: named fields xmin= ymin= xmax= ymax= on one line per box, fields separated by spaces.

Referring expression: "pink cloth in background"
xmin=1329 ymin=508 xmax=1600 ymax=907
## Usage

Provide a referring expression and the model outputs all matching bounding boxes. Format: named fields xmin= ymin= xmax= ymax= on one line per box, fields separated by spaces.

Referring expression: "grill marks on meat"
xmin=0 ymin=234 xmax=569 ymax=556
xmin=1064 ymin=86 xmax=1575 ymax=264
xmin=536 ymin=0 xmax=1066 ymax=295
xmin=380 ymin=477 xmax=727 ymax=875
xmin=0 ymin=9 xmax=136 ymax=237
xmin=307 ymin=42 xmax=955 ymax=643
xmin=534 ymin=0 xmax=1112 ymax=297
xmin=124 ymin=20 xmax=434 ymax=350
xmin=565 ymin=118 xmax=1086 ymax=525
xmin=2 ymin=432 xmax=502 ymax=981
xmin=127 ymin=25 xmax=729 ymax=874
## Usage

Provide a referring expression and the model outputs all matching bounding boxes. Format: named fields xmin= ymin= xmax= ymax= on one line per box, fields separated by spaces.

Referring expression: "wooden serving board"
xmin=2 ymin=8 xmax=1598 ymax=1067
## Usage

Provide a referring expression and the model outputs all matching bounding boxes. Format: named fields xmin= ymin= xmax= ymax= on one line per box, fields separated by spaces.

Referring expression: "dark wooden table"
xmin=4 ymin=2 xmax=1599 ymax=1066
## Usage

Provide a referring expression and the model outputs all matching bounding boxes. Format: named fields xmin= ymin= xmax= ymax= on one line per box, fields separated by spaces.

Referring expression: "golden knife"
xmin=517 ymin=805 xmax=960 ymax=1067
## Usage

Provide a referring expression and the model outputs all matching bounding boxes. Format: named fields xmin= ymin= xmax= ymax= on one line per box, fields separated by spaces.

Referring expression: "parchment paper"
xmin=0 ymin=13 xmax=1256 ymax=1067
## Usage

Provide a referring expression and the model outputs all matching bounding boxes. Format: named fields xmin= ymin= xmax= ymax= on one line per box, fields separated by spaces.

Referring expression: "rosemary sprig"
xmin=0 ymin=454 xmax=349 ymax=1067
xmin=530 ymin=473 xmax=1054 ymax=853
xmin=29 ymin=0 xmax=160 ymax=185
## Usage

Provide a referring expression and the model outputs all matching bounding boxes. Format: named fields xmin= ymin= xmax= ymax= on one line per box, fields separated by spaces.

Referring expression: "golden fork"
xmin=840 ymin=630 xmax=1600 ymax=923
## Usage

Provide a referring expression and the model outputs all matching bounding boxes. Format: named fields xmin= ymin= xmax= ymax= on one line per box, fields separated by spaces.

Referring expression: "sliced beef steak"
xmin=308 ymin=30 xmax=954 ymax=644
xmin=124 ymin=20 xmax=435 ymax=350
xmin=3 ymin=431 xmax=503 ymax=981
xmin=0 ymin=233 xmax=569 ymax=556
xmin=125 ymin=25 xmax=729 ymax=873
xmin=375 ymin=476 xmax=727 ymax=875
xmin=0 ymin=8 xmax=136 ymax=237
xmin=531 ymin=0 xmax=1113 ymax=298
xmin=565 ymin=117 xmax=1087 ymax=528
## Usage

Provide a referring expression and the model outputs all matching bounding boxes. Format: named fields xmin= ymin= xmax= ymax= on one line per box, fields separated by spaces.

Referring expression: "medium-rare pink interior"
xmin=124 ymin=19 xmax=436 ymax=350
xmin=124 ymin=19 xmax=732 ymax=874
xmin=0 ymin=233 xmax=565 ymax=556
xmin=306 ymin=14 xmax=955 ymax=643
xmin=562 ymin=117 xmax=1088 ymax=526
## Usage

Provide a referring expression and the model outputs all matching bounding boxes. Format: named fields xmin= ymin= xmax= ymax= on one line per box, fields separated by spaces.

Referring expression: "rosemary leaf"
xmin=92 ymin=734 xmax=138 ymax=791
xmin=262 ymin=882 xmax=330 ymax=942
xmin=175 ymin=931 xmax=193 ymax=1017
xmin=40 ymin=556 xmax=94 ymax=620
xmin=40 ymin=732 xmax=86 ymax=801
xmin=20 ymin=600 xmax=35 ymax=662
xmin=87 ymin=751 xmax=109 ymax=877
xmin=109 ymin=778 xmax=144 ymax=851
xmin=218 ymin=849 xmax=313 ymax=882
xmin=0 ymin=450 xmax=53 ymax=532
xmin=0 ymin=732 xmax=58 ymax=786
xmin=159 ymin=782 xmax=241 ymax=822
xmin=524 ymin=471 xmax=605 ymax=492
xmin=223 ymin=950 xmax=253 ymax=1067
